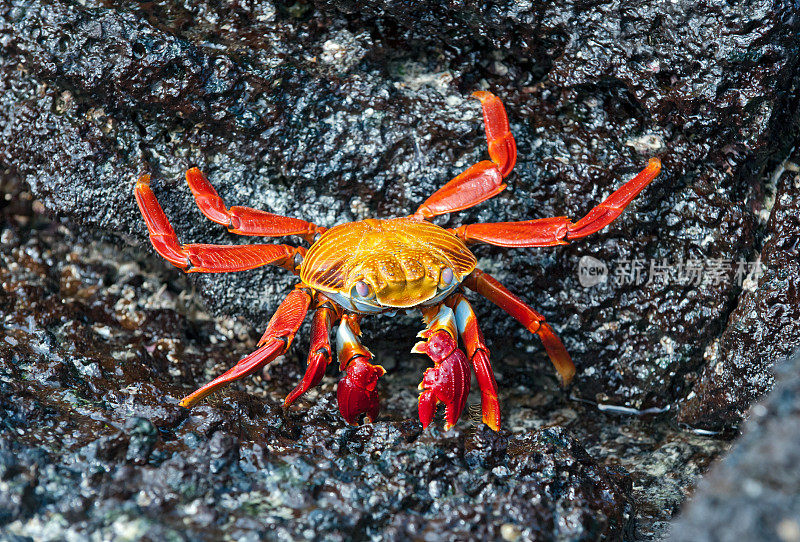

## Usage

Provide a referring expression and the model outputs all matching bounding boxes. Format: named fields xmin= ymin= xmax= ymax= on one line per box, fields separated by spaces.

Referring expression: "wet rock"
xmin=0 ymin=175 xmax=728 ymax=539
xmin=3 ymin=0 xmax=800 ymax=538
xmin=679 ymin=151 xmax=800 ymax=431
xmin=2 ymin=0 xmax=799 ymax=415
xmin=667 ymin=347 xmax=800 ymax=541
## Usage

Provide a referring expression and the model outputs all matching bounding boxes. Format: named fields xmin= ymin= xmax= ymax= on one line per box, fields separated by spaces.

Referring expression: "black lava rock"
xmin=3 ymin=1 xmax=800 ymax=539
xmin=3 ymin=0 xmax=799 ymax=417
xmin=679 ymin=146 xmax=800 ymax=431
xmin=668 ymin=347 xmax=800 ymax=541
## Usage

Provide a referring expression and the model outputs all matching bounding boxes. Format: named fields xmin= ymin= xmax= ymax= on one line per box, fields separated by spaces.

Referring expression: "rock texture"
xmin=2 ymin=0 xmax=800 ymax=539
xmin=2 ymin=1 xmax=799 ymax=417
xmin=0 ymin=175 xmax=727 ymax=540
xmin=668 ymin=347 xmax=800 ymax=541
xmin=678 ymin=149 xmax=800 ymax=430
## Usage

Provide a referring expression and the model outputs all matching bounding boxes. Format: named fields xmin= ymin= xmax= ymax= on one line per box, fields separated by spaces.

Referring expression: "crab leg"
xmin=447 ymin=294 xmax=501 ymax=431
xmin=413 ymin=91 xmax=516 ymax=219
xmin=135 ymin=175 xmax=303 ymax=274
xmin=452 ymin=158 xmax=661 ymax=246
xmin=179 ymin=288 xmax=312 ymax=408
xmin=284 ymin=304 xmax=340 ymax=406
xmin=464 ymin=269 xmax=576 ymax=386
xmin=413 ymin=305 xmax=471 ymax=430
xmin=336 ymin=315 xmax=386 ymax=424
xmin=185 ymin=168 xmax=324 ymax=242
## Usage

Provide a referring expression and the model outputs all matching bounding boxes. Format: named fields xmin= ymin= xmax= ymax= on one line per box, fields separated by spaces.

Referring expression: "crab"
xmin=134 ymin=91 xmax=661 ymax=431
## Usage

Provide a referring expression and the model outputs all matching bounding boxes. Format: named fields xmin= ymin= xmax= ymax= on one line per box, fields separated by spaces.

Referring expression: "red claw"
xmin=337 ymin=357 xmax=385 ymax=425
xmin=414 ymin=329 xmax=471 ymax=430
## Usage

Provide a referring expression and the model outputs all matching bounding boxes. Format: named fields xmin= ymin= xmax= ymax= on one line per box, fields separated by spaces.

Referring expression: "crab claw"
xmin=414 ymin=329 xmax=471 ymax=430
xmin=337 ymin=357 xmax=386 ymax=425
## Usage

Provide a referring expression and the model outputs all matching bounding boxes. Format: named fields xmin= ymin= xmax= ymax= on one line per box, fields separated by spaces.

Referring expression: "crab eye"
xmin=353 ymin=280 xmax=370 ymax=298
xmin=439 ymin=268 xmax=454 ymax=288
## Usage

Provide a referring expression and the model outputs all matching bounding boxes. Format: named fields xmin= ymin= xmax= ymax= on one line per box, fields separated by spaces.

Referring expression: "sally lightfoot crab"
xmin=134 ymin=91 xmax=661 ymax=431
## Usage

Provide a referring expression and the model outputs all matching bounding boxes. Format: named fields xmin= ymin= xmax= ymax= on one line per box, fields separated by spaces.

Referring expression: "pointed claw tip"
xmin=481 ymin=396 xmax=501 ymax=431
xmin=282 ymin=393 xmax=298 ymax=408
xmin=559 ymin=368 xmax=576 ymax=387
xmin=648 ymin=156 xmax=662 ymax=171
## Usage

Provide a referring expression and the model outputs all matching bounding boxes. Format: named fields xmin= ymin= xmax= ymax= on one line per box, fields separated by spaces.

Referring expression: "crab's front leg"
xmin=452 ymin=158 xmax=662 ymax=247
xmin=413 ymin=91 xmax=517 ymax=220
xmin=180 ymin=288 xmax=312 ymax=407
xmin=413 ymin=305 xmax=471 ymax=430
xmin=284 ymin=302 xmax=341 ymax=407
xmin=465 ymin=269 xmax=575 ymax=386
xmin=447 ymin=294 xmax=501 ymax=431
xmin=184 ymin=168 xmax=325 ymax=241
xmin=336 ymin=314 xmax=386 ymax=424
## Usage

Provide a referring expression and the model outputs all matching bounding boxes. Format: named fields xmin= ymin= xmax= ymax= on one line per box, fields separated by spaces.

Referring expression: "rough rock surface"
xmin=0 ymin=176 xmax=727 ymax=540
xmin=2 ymin=0 xmax=800 ymax=539
xmin=2 ymin=0 xmax=799 ymax=418
xmin=668 ymin=347 xmax=800 ymax=541
xmin=678 ymin=149 xmax=800 ymax=430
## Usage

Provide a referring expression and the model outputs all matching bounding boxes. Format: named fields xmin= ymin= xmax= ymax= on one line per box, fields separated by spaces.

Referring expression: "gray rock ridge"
xmin=667 ymin=346 xmax=800 ymax=541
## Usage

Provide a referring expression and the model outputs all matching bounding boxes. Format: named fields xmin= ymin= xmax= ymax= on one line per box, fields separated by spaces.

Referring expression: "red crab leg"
xmin=446 ymin=294 xmax=500 ymax=431
xmin=464 ymin=269 xmax=576 ymax=386
xmin=135 ymin=175 xmax=303 ymax=274
xmin=336 ymin=314 xmax=386 ymax=424
xmin=413 ymin=305 xmax=471 ymax=430
xmin=185 ymin=168 xmax=324 ymax=242
xmin=413 ymin=91 xmax=517 ymax=219
xmin=452 ymin=158 xmax=661 ymax=246
xmin=284 ymin=303 xmax=340 ymax=406
xmin=179 ymin=288 xmax=312 ymax=408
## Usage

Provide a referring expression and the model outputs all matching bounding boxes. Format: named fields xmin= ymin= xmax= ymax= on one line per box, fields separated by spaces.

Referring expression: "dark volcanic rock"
xmin=0 ymin=179 xmax=640 ymax=539
xmin=2 ymin=0 xmax=799 ymax=416
xmin=679 ymin=150 xmax=800 ymax=431
xmin=0 ymin=175 xmax=729 ymax=540
xmin=2 ymin=1 xmax=800 ymax=538
xmin=668 ymin=347 xmax=800 ymax=541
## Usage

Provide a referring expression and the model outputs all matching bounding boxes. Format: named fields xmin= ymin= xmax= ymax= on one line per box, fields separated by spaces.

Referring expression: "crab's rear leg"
xmin=413 ymin=305 xmax=471 ymax=430
xmin=336 ymin=314 xmax=386 ymax=424
xmin=180 ymin=288 xmax=312 ymax=407
xmin=135 ymin=175 xmax=303 ymax=273
xmin=453 ymin=158 xmax=661 ymax=247
xmin=185 ymin=168 xmax=324 ymax=242
xmin=447 ymin=294 xmax=501 ymax=431
xmin=284 ymin=303 xmax=340 ymax=406
xmin=465 ymin=269 xmax=576 ymax=386
xmin=413 ymin=91 xmax=516 ymax=220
